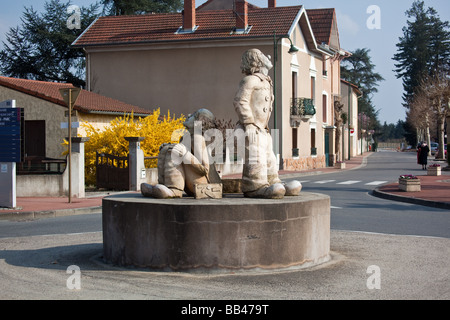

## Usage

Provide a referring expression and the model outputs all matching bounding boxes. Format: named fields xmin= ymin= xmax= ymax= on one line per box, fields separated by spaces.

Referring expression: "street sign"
xmin=59 ymin=87 xmax=81 ymax=106
xmin=350 ymin=128 xmax=355 ymax=136
xmin=61 ymin=122 xmax=80 ymax=129
xmin=0 ymin=100 xmax=22 ymax=208
xmin=0 ymin=107 xmax=23 ymax=162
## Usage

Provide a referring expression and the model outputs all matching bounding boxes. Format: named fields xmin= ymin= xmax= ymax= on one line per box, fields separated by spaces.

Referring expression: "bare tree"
xmin=420 ymin=71 xmax=450 ymax=159
xmin=408 ymin=89 xmax=434 ymax=152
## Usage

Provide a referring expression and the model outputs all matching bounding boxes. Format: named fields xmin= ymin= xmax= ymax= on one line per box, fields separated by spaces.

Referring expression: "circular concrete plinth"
xmin=102 ymin=192 xmax=330 ymax=272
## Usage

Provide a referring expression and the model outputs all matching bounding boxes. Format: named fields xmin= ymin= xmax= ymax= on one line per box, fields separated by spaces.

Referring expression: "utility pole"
xmin=59 ymin=87 xmax=81 ymax=203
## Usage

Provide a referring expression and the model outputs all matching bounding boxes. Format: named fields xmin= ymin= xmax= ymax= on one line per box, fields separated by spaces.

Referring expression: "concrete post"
xmin=70 ymin=137 xmax=89 ymax=198
xmin=125 ymin=137 xmax=145 ymax=191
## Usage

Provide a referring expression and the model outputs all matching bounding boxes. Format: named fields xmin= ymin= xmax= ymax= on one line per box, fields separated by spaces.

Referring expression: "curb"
xmin=0 ymin=206 xmax=102 ymax=221
xmin=371 ymin=187 xmax=450 ymax=211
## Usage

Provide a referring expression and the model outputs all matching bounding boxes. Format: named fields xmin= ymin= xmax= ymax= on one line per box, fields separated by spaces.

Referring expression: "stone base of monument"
xmin=102 ymin=192 xmax=331 ymax=272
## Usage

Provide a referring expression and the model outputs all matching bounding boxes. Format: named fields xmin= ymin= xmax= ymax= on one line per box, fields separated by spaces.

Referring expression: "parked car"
xmin=430 ymin=142 xmax=438 ymax=155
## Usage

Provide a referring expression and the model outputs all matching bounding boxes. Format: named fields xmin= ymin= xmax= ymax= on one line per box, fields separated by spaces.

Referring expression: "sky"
xmin=0 ymin=0 xmax=449 ymax=125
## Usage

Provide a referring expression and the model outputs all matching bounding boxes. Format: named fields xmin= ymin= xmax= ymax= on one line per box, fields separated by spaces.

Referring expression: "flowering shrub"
xmin=399 ymin=175 xmax=418 ymax=180
xmin=64 ymin=109 xmax=186 ymax=186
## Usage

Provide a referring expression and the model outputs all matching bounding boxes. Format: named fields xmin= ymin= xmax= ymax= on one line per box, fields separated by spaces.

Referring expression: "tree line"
xmin=393 ymin=0 xmax=450 ymax=158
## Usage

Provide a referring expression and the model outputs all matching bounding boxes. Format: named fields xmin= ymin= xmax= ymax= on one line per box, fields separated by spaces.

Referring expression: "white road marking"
xmin=314 ymin=180 xmax=336 ymax=184
xmin=365 ymin=181 xmax=388 ymax=186
xmin=337 ymin=181 xmax=361 ymax=185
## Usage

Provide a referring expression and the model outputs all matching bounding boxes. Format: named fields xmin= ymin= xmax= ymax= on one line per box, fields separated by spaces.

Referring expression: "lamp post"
xmin=272 ymin=32 xmax=299 ymax=163
xmin=273 ymin=32 xmax=299 ymax=131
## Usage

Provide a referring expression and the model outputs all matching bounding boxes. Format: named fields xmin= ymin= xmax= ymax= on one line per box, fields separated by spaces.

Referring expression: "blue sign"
xmin=0 ymin=108 xmax=23 ymax=162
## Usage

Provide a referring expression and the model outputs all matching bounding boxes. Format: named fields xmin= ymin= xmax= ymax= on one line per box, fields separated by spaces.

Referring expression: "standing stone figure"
xmin=334 ymin=100 xmax=344 ymax=162
xmin=234 ymin=48 xmax=301 ymax=198
xmin=141 ymin=108 xmax=220 ymax=199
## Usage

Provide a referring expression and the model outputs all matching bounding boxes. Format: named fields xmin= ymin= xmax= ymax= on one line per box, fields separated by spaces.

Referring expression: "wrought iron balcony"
xmin=290 ymin=98 xmax=316 ymax=120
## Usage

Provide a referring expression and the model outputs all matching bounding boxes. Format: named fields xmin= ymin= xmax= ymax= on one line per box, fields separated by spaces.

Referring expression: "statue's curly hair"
xmin=240 ymin=48 xmax=270 ymax=75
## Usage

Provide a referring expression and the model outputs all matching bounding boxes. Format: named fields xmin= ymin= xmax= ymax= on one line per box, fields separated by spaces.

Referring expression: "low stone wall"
xmin=283 ymin=155 xmax=326 ymax=171
xmin=17 ymin=174 xmax=64 ymax=197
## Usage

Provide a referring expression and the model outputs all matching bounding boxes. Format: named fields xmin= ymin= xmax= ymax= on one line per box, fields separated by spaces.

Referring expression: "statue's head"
xmin=240 ymin=48 xmax=273 ymax=76
xmin=183 ymin=108 xmax=216 ymax=133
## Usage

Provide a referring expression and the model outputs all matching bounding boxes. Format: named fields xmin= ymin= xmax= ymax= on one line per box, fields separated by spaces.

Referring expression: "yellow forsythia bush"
xmin=82 ymin=108 xmax=185 ymax=186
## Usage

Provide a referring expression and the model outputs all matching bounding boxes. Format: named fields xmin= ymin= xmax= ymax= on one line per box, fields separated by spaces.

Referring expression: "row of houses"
xmin=0 ymin=0 xmax=365 ymax=179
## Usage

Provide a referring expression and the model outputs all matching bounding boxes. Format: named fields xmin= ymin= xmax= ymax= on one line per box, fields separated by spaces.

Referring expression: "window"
xmin=322 ymin=57 xmax=328 ymax=77
xmin=292 ymin=128 xmax=298 ymax=149
xmin=322 ymin=94 xmax=327 ymax=124
xmin=292 ymin=72 xmax=297 ymax=99
xmin=311 ymin=128 xmax=317 ymax=156
xmin=25 ymin=120 xmax=46 ymax=158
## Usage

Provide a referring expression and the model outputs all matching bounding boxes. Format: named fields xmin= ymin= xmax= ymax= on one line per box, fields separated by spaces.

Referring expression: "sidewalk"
xmin=373 ymin=173 xmax=450 ymax=210
xmin=1 ymin=152 xmax=449 ymax=220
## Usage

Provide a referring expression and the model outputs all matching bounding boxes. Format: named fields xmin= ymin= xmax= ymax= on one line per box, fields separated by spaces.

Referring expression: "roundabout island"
xmin=102 ymin=192 xmax=330 ymax=272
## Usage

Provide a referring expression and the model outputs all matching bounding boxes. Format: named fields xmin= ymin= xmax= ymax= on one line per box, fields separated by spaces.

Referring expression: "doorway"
xmin=325 ymin=132 xmax=330 ymax=167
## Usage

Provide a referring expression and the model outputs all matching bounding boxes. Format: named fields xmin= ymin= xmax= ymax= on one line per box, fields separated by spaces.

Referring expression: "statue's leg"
xmin=264 ymin=132 xmax=301 ymax=196
xmin=161 ymin=147 xmax=185 ymax=197
xmin=241 ymin=130 xmax=268 ymax=193
xmin=242 ymin=130 xmax=285 ymax=199
xmin=266 ymin=131 xmax=282 ymax=185
xmin=141 ymin=144 xmax=184 ymax=198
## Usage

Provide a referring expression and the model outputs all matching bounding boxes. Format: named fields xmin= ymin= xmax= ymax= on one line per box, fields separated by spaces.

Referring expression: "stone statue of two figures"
xmin=141 ymin=48 xmax=302 ymax=199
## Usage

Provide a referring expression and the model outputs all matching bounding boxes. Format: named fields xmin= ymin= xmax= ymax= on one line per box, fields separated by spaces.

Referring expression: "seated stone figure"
xmin=141 ymin=108 xmax=220 ymax=199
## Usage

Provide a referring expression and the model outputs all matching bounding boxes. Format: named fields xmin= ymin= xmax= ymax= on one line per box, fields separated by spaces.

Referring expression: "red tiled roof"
xmin=196 ymin=0 xmax=259 ymax=11
xmin=72 ymin=6 xmax=303 ymax=47
xmin=0 ymin=76 xmax=152 ymax=116
xmin=306 ymin=8 xmax=335 ymax=46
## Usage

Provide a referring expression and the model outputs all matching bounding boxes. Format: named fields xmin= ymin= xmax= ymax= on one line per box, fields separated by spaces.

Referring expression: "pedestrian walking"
xmin=418 ymin=142 xmax=430 ymax=170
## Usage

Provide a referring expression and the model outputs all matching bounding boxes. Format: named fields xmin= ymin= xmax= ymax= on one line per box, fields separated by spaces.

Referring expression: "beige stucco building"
xmin=73 ymin=0 xmax=351 ymax=170
xmin=340 ymin=79 xmax=362 ymax=160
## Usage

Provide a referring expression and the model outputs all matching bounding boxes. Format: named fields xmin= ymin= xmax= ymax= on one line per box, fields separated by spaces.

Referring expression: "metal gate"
xmin=96 ymin=152 xmax=129 ymax=190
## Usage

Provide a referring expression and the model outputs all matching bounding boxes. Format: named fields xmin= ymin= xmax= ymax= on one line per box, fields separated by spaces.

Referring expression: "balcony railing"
xmin=290 ymin=98 xmax=316 ymax=119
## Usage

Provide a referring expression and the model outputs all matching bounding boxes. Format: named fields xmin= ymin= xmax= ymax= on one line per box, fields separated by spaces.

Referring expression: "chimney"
xmin=235 ymin=0 xmax=248 ymax=31
xmin=268 ymin=0 xmax=276 ymax=8
xmin=183 ymin=0 xmax=196 ymax=32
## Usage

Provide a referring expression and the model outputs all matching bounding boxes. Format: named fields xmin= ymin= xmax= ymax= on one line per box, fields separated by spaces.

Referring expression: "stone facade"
xmin=283 ymin=155 xmax=326 ymax=171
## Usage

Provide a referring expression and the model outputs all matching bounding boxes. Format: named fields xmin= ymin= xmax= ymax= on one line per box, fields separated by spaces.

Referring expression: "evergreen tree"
xmin=341 ymin=48 xmax=384 ymax=132
xmin=101 ymin=0 xmax=183 ymax=15
xmin=0 ymin=0 xmax=99 ymax=87
xmin=393 ymin=0 xmax=450 ymax=106
xmin=393 ymin=1 xmax=450 ymax=150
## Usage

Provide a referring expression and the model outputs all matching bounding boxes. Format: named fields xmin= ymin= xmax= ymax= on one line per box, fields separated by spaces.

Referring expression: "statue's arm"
xmin=234 ymin=76 xmax=258 ymax=126
xmin=175 ymin=138 xmax=209 ymax=176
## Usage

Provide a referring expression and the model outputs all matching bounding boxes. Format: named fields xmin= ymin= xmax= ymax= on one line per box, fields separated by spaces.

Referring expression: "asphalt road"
xmin=286 ymin=150 xmax=450 ymax=238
